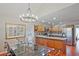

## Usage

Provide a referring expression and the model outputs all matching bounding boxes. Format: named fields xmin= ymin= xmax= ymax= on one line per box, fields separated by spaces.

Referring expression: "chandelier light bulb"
xmin=26 ymin=13 xmax=29 ymax=16
xmin=22 ymin=14 xmax=24 ymax=16
xmin=36 ymin=16 xmax=38 ymax=20
xmin=32 ymin=14 xmax=34 ymax=17
xmin=53 ymin=17 xmax=56 ymax=20
xmin=19 ymin=15 xmax=22 ymax=18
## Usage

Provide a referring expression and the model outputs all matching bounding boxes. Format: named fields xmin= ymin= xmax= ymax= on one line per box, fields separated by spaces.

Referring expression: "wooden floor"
xmin=66 ymin=40 xmax=79 ymax=56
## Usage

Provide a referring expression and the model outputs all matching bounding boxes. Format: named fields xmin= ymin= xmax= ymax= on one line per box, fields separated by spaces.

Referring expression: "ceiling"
xmin=40 ymin=3 xmax=79 ymax=25
xmin=0 ymin=3 xmax=79 ymax=25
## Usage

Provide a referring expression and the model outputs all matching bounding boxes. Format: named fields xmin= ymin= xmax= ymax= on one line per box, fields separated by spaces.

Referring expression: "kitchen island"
xmin=35 ymin=35 xmax=66 ymax=56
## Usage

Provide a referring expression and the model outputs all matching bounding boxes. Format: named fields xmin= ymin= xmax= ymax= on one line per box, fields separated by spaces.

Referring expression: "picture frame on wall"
xmin=5 ymin=23 xmax=26 ymax=39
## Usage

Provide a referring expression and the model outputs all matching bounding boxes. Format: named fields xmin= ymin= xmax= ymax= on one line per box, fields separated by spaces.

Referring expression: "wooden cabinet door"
xmin=54 ymin=40 xmax=64 ymax=49
xmin=47 ymin=39 xmax=55 ymax=48
xmin=41 ymin=39 xmax=47 ymax=46
xmin=54 ymin=40 xmax=66 ymax=55
xmin=36 ymin=24 xmax=45 ymax=32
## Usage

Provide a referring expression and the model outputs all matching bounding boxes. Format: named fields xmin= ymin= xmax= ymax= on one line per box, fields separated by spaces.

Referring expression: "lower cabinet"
xmin=47 ymin=39 xmax=55 ymax=48
xmin=35 ymin=37 xmax=66 ymax=56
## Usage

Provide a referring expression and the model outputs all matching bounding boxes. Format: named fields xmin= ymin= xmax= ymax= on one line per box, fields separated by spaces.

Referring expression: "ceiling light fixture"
xmin=20 ymin=3 xmax=38 ymax=23
xmin=53 ymin=17 xmax=56 ymax=20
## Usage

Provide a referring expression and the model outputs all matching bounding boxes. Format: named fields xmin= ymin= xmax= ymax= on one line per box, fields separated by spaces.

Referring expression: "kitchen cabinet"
xmin=49 ymin=26 xmax=62 ymax=33
xmin=34 ymin=24 xmax=45 ymax=32
xmin=35 ymin=36 xmax=66 ymax=56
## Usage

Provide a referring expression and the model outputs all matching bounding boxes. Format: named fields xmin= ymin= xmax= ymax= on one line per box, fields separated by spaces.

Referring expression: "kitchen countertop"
xmin=35 ymin=35 xmax=66 ymax=40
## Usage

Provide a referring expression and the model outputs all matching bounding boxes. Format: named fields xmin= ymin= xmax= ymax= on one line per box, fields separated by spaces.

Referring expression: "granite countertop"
xmin=35 ymin=35 xmax=66 ymax=40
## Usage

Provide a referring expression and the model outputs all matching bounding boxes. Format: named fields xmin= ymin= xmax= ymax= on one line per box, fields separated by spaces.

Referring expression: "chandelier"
xmin=20 ymin=3 xmax=38 ymax=23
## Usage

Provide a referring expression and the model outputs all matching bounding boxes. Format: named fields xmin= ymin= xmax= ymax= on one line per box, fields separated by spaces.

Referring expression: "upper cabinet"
xmin=34 ymin=24 xmax=45 ymax=32
xmin=34 ymin=24 xmax=62 ymax=33
xmin=49 ymin=26 xmax=62 ymax=33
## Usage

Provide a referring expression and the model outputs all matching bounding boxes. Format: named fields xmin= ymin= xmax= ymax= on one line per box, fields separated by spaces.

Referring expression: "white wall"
xmin=0 ymin=18 xmax=35 ymax=52
xmin=0 ymin=19 xmax=5 ymax=52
